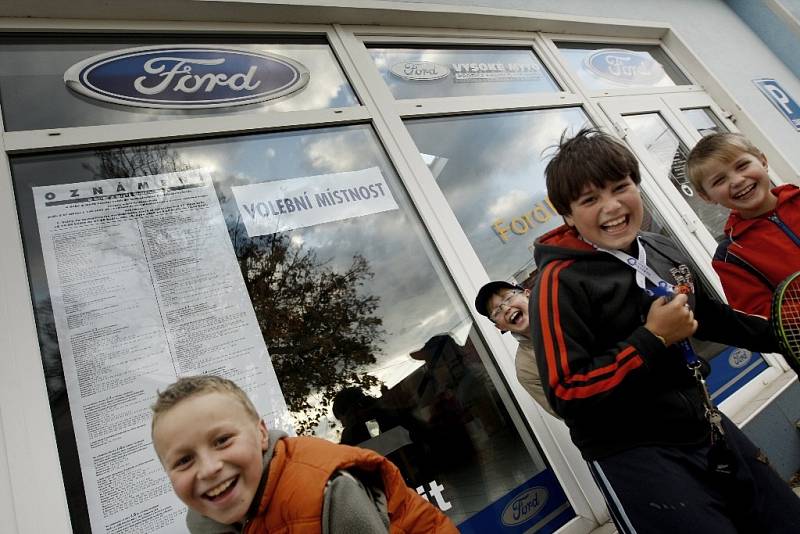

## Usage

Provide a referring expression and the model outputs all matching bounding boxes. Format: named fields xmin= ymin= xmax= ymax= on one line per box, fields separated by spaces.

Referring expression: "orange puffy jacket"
xmin=244 ymin=436 xmax=458 ymax=534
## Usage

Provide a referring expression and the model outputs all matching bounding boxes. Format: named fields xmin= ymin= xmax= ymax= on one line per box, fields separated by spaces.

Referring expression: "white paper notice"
xmin=33 ymin=169 xmax=292 ymax=534
xmin=231 ymin=167 xmax=398 ymax=237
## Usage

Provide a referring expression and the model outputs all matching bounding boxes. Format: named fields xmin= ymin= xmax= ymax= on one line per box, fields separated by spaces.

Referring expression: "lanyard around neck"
xmin=588 ymin=236 xmax=675 ymax=295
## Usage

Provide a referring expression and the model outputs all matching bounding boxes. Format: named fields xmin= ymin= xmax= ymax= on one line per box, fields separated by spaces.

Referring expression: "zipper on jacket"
xmin=768 ymin=213 xmax=800 ymax=247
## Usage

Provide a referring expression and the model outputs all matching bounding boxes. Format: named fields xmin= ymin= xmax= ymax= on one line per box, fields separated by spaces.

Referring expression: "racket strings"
xmin=779 ymin=282 xmax=800 ymax=355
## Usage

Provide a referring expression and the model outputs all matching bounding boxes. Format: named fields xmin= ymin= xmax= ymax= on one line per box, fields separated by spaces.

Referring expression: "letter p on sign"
xmin=753 ymin=78 xmax=800 ymax=131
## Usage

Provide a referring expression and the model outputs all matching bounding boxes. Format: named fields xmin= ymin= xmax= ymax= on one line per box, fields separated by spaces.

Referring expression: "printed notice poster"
xmin=33 ymin=169 xmax=292 ymax=534
xmin=231 ymin=167 xmax=398 ymax=237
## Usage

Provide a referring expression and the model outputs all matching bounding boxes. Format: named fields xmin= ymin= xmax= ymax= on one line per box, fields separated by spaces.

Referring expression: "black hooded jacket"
xmin=530 ymin=225 xmax=778 ymax=460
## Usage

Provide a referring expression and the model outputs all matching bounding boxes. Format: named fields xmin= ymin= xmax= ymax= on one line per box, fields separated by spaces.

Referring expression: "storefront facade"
xmin=1 ymin=2 xmax=798 ymax=533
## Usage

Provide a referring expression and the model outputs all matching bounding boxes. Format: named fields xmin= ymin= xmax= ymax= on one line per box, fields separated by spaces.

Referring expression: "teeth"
xmin=733 ymin=184 xmax=755 ymax=199
xmin=510 ymin=311 xmax=520 ymax=323
xmin=206 ymin=478 xmax=234 ymax=498
xmin=602 ymin=216 xmax=626 ymax=228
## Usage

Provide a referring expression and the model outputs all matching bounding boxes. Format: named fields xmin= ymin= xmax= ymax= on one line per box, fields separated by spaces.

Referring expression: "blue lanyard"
xmin=590 ymin=236 xmax=675 ymax=295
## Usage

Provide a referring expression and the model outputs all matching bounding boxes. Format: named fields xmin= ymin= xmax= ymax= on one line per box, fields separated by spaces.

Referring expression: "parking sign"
xmin=753 ymin=78 xmax=800 ymax=131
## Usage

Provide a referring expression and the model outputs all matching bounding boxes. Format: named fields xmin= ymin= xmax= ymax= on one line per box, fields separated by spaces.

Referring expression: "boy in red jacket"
xmin=686 ymin=132 xmax=800 ymax=317
xmin=151 ymin=375 xmax=457 ymax=533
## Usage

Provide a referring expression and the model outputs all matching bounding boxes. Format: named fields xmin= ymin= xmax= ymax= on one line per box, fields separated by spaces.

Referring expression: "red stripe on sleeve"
xmin=538 ymin=260 xmax=643 ymax=400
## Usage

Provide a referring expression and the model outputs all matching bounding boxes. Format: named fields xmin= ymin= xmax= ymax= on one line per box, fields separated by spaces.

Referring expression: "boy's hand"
xmin=644 ymin=293 xmax=698 ymax=346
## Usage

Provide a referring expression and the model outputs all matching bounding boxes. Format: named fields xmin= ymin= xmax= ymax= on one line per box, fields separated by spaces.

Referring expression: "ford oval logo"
xmin=390 ymin=61 xmax=450 ymax=81
xmin=501 ymin=487 xmax=548 ymax=526
xmin=728 ymin=348 xmax=752 ymax=369
xmin=584 ymin=48 xmax=665 ymax=85
xmin=64 ymin=45 xmax=310 ymax=109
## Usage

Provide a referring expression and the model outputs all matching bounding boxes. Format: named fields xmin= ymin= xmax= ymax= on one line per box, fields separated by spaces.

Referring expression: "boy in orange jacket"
xmin=151 ymin=375 xmax=457 ymax=533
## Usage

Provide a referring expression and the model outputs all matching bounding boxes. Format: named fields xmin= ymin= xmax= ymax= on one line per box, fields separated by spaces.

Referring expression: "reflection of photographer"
xmin=332 ymin=386 xmax=432 ymax=487
xmin=332 ymin=387 xmax=378 ymax=446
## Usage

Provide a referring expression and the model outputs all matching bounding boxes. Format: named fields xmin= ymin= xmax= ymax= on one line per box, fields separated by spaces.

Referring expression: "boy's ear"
xmin=697 ymin=188 xmax=712 ymax=203
xmin=760 ymin=152 xmax=768 ymax=170
xmin=258 ymin=420 xmax=269 ymax=452
xmin=563 ymin=214 xmax=574 ymax=227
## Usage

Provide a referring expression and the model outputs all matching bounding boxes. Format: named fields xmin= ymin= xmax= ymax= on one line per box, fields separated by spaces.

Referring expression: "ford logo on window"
xmin=728 ymin=348 xmax=752 ymax=368
xmin=389 ymin=61 xmax=450 ymax=81
xmin=501 ymin=486 xmax=548 ymax=526
xmin=64 ymin=45 xmax=310 ymax=109
xmin=584 ymin=48 xmax=665 ymax=85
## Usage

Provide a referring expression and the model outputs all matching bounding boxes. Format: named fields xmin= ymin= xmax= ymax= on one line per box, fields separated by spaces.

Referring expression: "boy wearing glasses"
xmin=475 ymin=281 xmax=559 ymax=418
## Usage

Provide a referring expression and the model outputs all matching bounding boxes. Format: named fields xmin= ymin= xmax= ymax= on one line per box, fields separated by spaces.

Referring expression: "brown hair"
xmin=151 ymin=375 xmax=261 ymax=433
xmin=685 ymin=133 xmax=763 ymax=194
xmin=544 ymin=128 xmax=641 ymax=215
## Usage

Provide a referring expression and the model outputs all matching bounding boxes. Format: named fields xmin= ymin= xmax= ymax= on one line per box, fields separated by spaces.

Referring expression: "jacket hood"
xmin=533 ymin=224 xmax=600 ymax=267
xmin=724 ymin=183 xmax=800 ymax=237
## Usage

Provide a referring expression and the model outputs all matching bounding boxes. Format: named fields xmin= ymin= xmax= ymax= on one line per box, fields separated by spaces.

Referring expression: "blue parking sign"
xmin=753 ymin=78 xmax=800 ymax=131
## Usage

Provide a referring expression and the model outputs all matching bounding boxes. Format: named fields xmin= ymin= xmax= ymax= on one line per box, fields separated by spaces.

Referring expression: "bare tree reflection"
xmin=83 ymin=144 xmax=192 ymax=178
xmin=235 ymin=233 xmax=385 ymax=434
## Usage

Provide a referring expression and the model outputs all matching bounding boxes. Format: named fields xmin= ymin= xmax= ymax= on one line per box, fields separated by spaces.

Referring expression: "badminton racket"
xmin=771 ymin=271 xmax=800 ymax=377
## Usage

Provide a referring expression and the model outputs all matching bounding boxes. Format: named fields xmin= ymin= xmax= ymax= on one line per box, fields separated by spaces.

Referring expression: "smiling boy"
xmin=529 ymin=128 xmax=800 ymax=533
xmin=474 ymin=281 xmax=559 ymax=418
xmin=686 ymin=132 xmax=800 ymax=317
xmin=151 ymin=375 xmax=458 ymax=533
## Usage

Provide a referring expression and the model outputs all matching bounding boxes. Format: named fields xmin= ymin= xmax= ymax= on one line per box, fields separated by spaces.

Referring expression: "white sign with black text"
xmin=232 ymin=167 xmax=399 ymax=237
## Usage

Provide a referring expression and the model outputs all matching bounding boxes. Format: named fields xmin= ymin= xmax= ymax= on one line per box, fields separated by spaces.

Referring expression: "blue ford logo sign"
xmin=728 ymin=348 xmax=752 ymax=369
xmin=501 ymin=486 xmax=548 ymax=526
xmin=64 ymin=45 xmax=310 ymax=109
xmin=584 ymin=48 xmax=665 ymax=85
xmin=390 ymin=61 xmax=449 ymax=81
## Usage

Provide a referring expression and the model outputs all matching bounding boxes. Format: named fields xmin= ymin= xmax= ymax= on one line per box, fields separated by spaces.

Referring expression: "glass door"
xmin=598 ymin=94 xmax=776 ymax=405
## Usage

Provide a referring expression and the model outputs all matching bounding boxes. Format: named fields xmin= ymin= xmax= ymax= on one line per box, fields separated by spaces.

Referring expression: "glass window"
xmin=621 ymin=113 xmax=770 ymax=399
xmin=12 ymin=124 xmax=571 ymax=532
xmin=407 ymin=107 xmax=587 ymax=283
xmin=367 ymin=46 xmax=561 ymax=100
xmin=407 ymin=108 xmax=767 ymax=405
xmin=0 ymin=35 xmax=359 ymax=131
xmin=623 ymin=113 xmax=731 ymax=240
xmin=682 ymin=107 xmax=728 ymax=137
xmin=556 ymin=42 xmax=691 ymax=91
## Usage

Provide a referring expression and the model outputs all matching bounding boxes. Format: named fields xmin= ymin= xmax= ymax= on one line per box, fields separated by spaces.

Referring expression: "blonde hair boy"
xmin=685 ymin=132 xmax=764 ymax=196
xmin=685 ymin=132 xmax=800 ymax=316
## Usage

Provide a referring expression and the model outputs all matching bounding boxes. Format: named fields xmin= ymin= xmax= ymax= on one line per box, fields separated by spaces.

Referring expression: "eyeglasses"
xmin=490 ymin=290 xmax=521 ymax=322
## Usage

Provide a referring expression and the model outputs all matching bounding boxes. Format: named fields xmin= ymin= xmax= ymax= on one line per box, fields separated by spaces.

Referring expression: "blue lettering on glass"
xmin=584 ymin=48 xmax=665 ymax=85
xmin=64 ymin=46 xmax=310 ymax=109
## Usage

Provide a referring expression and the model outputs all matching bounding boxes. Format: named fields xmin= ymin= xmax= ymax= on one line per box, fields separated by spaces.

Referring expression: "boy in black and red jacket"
xmin=530 ymin=128 xmax=800 ymax=533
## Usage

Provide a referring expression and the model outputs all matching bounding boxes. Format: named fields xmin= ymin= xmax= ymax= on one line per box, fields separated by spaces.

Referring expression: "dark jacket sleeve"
xmin=530 ymin=260 xmax=670 ymax=420
xmin=692 ymin=278 xmax=779 ymax=353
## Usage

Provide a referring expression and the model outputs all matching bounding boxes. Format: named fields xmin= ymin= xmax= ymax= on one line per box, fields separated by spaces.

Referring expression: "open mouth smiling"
xmin=732 ymin=183 xmax=757 ymax=200
xmin=508 ymin=310 xmax=522 ymax=325
xmin=600 ymin=215 xmax=628 ymax=233
xmin=204 ymin=476 xmax=238 ymax=501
